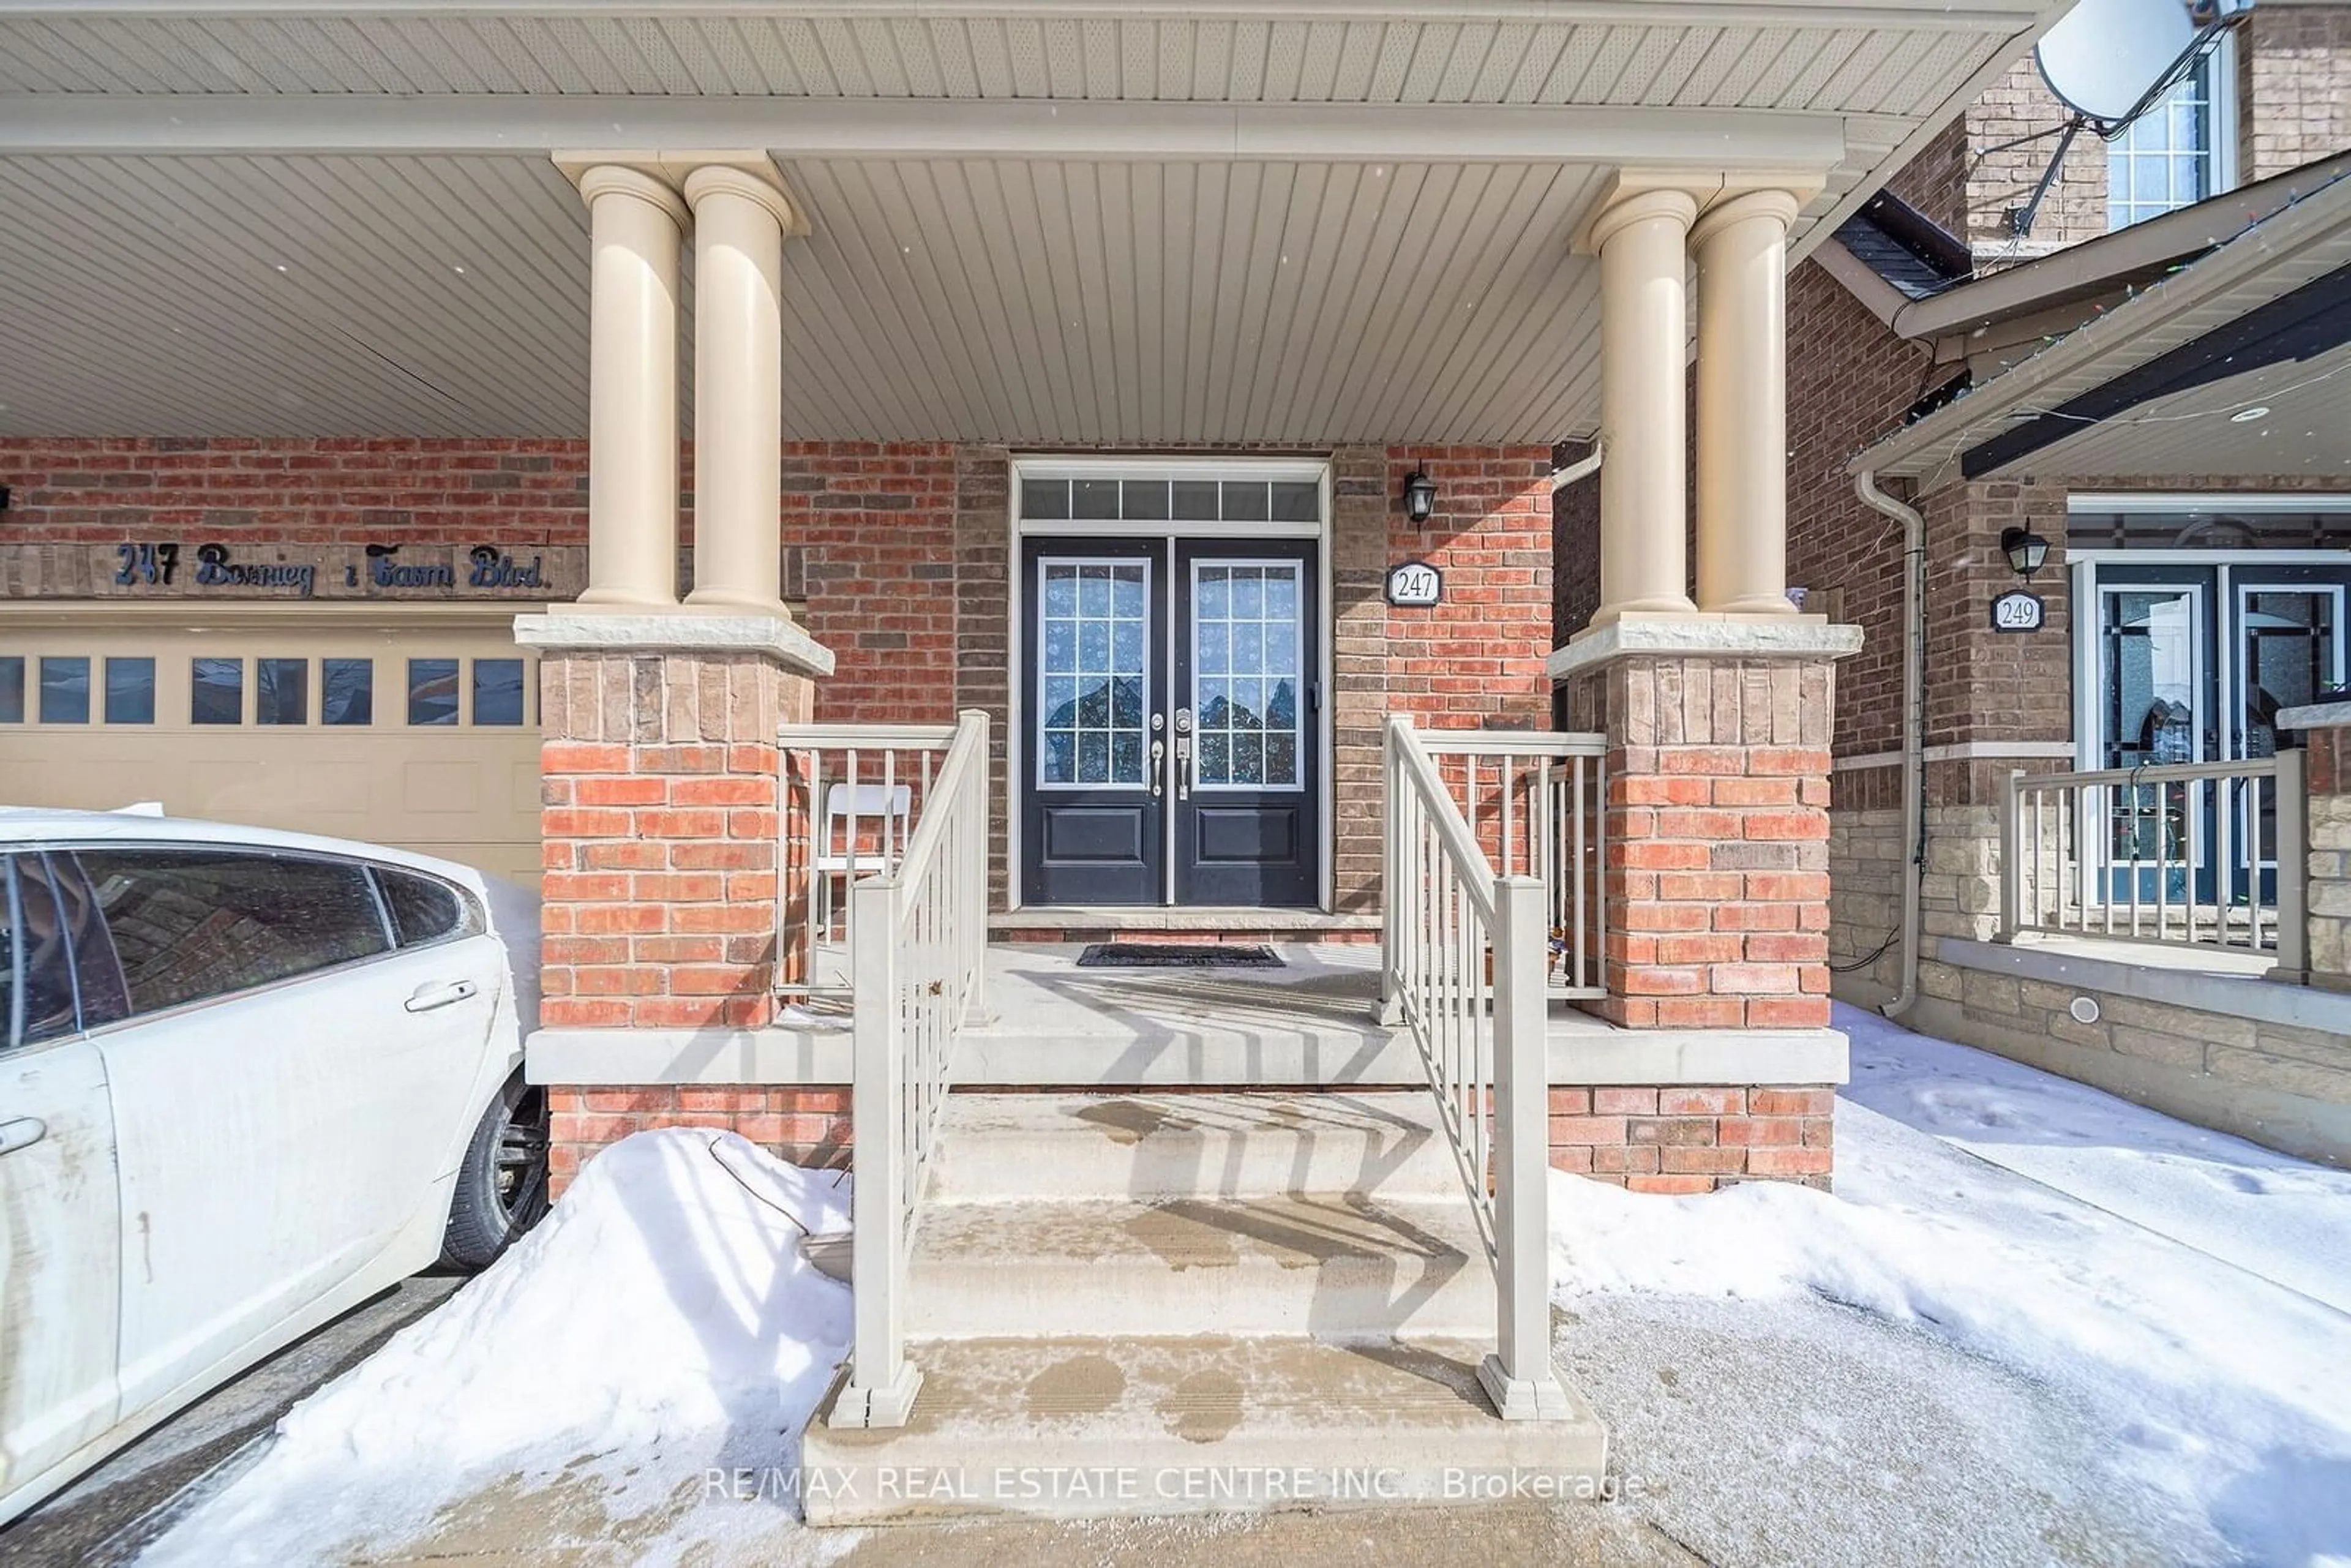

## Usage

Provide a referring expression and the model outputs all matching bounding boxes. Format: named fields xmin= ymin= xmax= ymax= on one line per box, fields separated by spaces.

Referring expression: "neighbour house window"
xmin=2108 ymin=53 xmax=2232 ymax=230
xmin=73 ymin=849 xmax=391 ymax=1018
xmin=376 ymin=868 xmax=482 ymax=947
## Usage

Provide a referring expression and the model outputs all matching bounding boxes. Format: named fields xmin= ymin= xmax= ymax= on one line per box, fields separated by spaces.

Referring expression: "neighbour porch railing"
xmin=776 ymin=722 xmax=960 ymax=997
xmin=1380 ymin=715 xmax=1572 ymax=1422
xmin=1413 ymin=728 xmax=1608 ymax=999
xmin=823 ymin=709 xmax=991 ymax=1430
xmin=2000 ymin=753 xmax=2307 ymax=973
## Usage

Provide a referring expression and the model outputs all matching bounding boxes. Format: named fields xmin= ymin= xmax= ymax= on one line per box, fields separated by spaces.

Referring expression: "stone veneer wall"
xmin=2308 ymin=725 xmax=2351 ymax=993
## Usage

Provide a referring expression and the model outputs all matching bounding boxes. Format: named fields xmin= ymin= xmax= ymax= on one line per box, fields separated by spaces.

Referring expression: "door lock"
xmin=1173 ymin=707 xmax=1194 ymax=801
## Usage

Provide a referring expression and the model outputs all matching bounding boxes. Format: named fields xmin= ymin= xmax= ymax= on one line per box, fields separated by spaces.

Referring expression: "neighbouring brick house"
xmin=1678 ymin=2 xmax=2351 ymax=1168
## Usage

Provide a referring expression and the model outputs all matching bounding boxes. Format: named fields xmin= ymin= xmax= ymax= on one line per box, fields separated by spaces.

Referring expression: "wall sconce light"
xmin=2000 ymin=525 xmax=2049 ymax=580
xmin=1402 ymin=469 xmax=1436 ymax=525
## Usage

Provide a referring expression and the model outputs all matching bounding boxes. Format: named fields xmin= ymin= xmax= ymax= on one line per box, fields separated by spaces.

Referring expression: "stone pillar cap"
xmin=1548 ymin=617 xmax=1862 ymax=681
xmin=514 ymin=609 xmax=836 ymax=680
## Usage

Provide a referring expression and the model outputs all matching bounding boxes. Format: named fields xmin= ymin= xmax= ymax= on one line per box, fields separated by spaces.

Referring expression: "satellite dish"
xmin=2034 ymin=0 xmax=2203 ymax=123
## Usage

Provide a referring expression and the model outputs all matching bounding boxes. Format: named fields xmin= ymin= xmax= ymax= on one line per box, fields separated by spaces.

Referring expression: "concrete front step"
xmin=930 ymin=1092 xmax=1466 ymax=1202
xmin=802 ymin=1334 xmax=1608 ymax=1525
xmin=906 ymin=1192 xmax=1496 ymax=1340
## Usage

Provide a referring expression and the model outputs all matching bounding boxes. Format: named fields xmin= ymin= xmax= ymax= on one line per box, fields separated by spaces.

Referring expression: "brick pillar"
xmin=517 ymin=613 xmax=833 ymax=1031
xmin=1558 ymin=624 xmax=1861 ymax=1029
xmin=2302 ymin=718 xmax=2351 ymax=992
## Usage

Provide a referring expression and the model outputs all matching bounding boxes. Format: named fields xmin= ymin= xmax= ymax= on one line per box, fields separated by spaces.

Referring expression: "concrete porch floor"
xmin=769 ymin=941 xmax=1841 ymax=1090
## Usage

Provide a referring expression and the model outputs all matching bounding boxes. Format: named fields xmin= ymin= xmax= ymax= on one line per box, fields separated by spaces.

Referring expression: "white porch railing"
xmin=1414 ymin=729 xmax=1608 ymax=999
xmin=824 ymin=709 xmax=991 ymax=1430
xmin=2000 ymin=754 xmax=2308 ymax=972
xmin=777 ymin=722 xmax=960 ymax=996
xmin=1380 ymin=715 xmax=1573 ymax=1422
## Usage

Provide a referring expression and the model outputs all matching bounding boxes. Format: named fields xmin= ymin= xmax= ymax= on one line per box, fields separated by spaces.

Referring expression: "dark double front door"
xmin=1019 ymin=536 xmax=1320 ymax=907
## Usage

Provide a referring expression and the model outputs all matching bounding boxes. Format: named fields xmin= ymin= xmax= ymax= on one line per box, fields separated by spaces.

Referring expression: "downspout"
xmin=1552 ymin=439 xmax=1604 ymax=492
xmin=1856 ymin=470 xmax=1925 ymax=1019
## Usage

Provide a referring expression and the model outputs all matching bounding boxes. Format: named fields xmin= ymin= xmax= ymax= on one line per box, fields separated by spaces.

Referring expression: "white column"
xmin=1589 ymin=188 xmax=1700 ymax=625
xmin=683 ymin=166 xmax=795 ymax=614
xmin=1693 ymin=189 xmax=1801 ymax=616
xmin=577 ymin=166 xmax=686 ymax=608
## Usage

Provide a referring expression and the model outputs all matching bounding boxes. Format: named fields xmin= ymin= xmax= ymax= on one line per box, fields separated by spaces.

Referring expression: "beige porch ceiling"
xmin=0 ymin=152 xmax=1619 ymax=443
xmin=0 ymin=2 xmax=2070 ymax=442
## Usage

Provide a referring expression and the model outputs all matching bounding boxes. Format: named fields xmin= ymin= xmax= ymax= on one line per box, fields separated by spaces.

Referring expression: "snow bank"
xmin=143 ymin=1130 xmax=853 ymax=1568
xmin=1550 ymin=1014 xmax=2351 ymax=1568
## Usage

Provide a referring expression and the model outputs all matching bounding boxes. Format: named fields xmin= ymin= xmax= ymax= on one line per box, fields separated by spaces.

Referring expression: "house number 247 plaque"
xmin=1385 ymin=561 xmax=1442 ymax=607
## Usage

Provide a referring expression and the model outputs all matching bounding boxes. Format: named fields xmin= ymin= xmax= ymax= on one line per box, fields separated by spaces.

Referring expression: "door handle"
xmin=404 ymin=979 xmax=479 ymax=1014
xmin=1150 ymin=738 xmax=1165 ymax=797
xmin=0 ymin=1117 xmax=47 ymax=1157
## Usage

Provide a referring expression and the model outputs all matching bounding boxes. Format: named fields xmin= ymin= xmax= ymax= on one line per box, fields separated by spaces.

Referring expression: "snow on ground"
xmin=140 ymin=1130 xmax=855 ymax=1568
xmin=133 ymin=1008 xmax=2351 ymax=1567
xmin=1554 ymin=1002 xmax=2351 ymax=1568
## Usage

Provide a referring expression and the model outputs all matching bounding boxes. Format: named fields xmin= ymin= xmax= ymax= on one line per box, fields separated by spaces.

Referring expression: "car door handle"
xmin=404 ymin=980 xmax=479 ymax=1013
xmin=0 ymin=1117 xmax=47 ymax=1157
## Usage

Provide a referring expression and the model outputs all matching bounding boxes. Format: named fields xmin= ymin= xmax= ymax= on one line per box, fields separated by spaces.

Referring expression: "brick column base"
xmin=1559 ymin=627 xmax=1859 ymax=1029
xmin=517 ymin=612 xmax=833 ymax=1033
xmin=1548 ymin=1085 xmax=1834 ymax=1191
xmin=548 ymin=1085 xmax=850 ymax=1197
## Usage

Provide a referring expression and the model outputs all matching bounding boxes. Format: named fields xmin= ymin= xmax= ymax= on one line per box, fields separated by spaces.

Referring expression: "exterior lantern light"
xmin=2000 ymin=525 xmax=2050 ymax=580
xmin=1402 ymin=469 xmax=1437 ymax=525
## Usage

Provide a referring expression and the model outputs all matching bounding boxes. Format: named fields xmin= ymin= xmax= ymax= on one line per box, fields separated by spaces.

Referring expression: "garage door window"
xmin=192 ymin=658 xmax=242 ymax=725
xmin=105 ymin=657 xmax=156 ymax=725
xmin=257 ymin=658 xmax=307 ymax=725
xmin=408 ymin=659 xmax=460 ymax=726
xmin=323 ymin=658 xmax=373 ymax=725
xmin=40 ymin=656 xmax=89 ymax=724
xmin=73 ymin=849 xmax=392 ymax=1018
xmin=473 ymin=658 xmax=526 ymax=726
xmin=0 ymin=657 xmax=20 ymax=723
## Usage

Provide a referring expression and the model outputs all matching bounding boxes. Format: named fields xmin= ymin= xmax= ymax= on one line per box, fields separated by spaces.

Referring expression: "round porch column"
xmin=1693 ymin=190 xmax=1801 ymax=616
xmin=1591 ymin=189 xmax=1700 ymax=623
xmin=683 ymin=167 xmax=794 ymax=614
xmin=579 ymin=166 xmax=688 ymax=608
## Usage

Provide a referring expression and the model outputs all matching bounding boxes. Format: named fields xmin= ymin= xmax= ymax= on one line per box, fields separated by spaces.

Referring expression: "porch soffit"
xmin=0 ymin=2 xmax=2072 ymax=441
xmin=1850 ymin=165 xmax=2351 ymax=486
xmin=0 ymin=152 xmax=1622 ymax=443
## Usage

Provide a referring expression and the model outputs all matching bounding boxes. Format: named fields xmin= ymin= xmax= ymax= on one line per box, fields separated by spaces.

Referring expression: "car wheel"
xmin=440 ymin=1071 xmax=550 ymax=1272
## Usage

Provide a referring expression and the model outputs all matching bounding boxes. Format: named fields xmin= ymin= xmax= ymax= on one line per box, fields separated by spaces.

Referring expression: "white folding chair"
xmin=812 ymin=781 xmax=913 ymax=947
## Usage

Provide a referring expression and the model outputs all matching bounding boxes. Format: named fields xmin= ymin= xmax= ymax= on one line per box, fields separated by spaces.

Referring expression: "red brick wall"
xmin=1385 ymin=445 xmax=1554 ymax=731
xmin=1550 ymin=1085 xmax=1834 ymax=1191
xmin=784 ymin=441 xmax=959 ymax=726
xmin=1785 ymin=261 xmax=1938 ymax=765
xmin=548 ymin=1085 xmax=849 ymax=1197
xmin=0 ymin=436 xmax=588 ymax=545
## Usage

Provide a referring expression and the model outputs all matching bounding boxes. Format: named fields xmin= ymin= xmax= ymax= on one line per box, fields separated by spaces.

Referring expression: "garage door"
xmin=0 ymin=605 xmax=542 ymax=884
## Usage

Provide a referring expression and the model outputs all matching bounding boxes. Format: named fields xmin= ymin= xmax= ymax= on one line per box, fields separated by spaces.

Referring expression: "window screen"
xmin=75 ymin=849 xmax=391 ymax=1017
xmin=377 ymin=868 xmax=481 ymax=947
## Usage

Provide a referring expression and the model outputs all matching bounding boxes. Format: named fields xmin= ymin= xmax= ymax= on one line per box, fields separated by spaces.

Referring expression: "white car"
xmin=0 ymin=808 xmax=547 ymax=1523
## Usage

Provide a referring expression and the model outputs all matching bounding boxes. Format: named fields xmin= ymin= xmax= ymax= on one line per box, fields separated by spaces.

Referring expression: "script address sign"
xmin=1385 ymin=561 xmax=1442 ymax=607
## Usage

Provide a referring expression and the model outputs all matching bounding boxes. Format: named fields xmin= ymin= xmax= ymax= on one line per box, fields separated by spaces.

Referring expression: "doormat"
xmin=1076 ymin=943 xmax=1283 ymax=969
